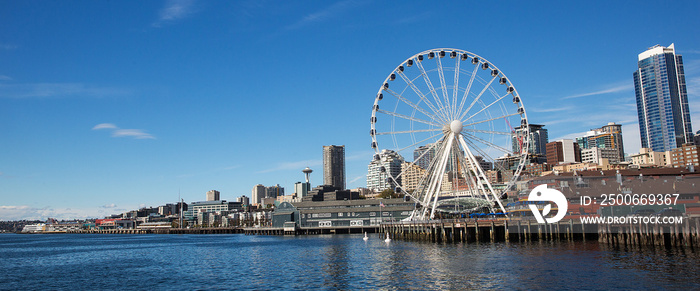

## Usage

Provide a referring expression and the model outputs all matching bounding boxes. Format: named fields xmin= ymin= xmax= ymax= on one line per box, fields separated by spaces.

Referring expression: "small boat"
xmin=384 ymin=233 xmax=391 ymax=243
xmin=363 ymin=232 xmax=369 ymax=241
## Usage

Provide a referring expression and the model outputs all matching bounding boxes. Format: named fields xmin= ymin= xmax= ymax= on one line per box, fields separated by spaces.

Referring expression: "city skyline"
xmin=2 ymin=1 xmax=700 ymax=220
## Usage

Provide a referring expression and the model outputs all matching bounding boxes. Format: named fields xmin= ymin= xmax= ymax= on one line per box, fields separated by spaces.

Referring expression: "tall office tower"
xmin=323 ymin=145 xmax=345 ymax=189
xmin=576 ymin=122 xmax=625 ymax=163
xmin=367 ymin=149 xmax=405 ymax=191
xmin=251 ymin=184 xmax=266 ymax=205
xmin=634 ymin=44 xmax=693 ymax=152
xmin=512 ymin=124 xmax=548 ymax=156
xmin=206 ymin=190 xmax=220 ymax=201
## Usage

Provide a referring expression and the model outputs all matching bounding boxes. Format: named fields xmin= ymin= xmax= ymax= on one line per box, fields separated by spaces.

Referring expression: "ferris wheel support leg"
xmin=418 ymin=133 xmax=452 ymax=220
xmin=458 ymin=134 xmax=507 ymax=213
xmin=427 ymin=133 xmax=455 ymax=220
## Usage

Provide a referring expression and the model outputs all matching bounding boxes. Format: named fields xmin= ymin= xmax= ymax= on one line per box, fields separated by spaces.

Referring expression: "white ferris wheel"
xmin=370 ymin=48 xmax=530 ymax=220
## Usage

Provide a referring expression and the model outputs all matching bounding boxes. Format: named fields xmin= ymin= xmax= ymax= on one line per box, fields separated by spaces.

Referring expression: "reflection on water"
xmin=0 ymin=233 xmax=698 ymax=290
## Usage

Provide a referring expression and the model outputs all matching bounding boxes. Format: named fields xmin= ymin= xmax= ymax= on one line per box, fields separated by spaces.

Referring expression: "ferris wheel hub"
xmin=450 ymin=120 xmax=463 ymax=134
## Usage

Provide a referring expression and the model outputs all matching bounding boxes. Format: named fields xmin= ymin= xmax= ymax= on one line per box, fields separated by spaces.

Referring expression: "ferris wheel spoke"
xmin=452 ymin=55 xmax=461 ymax=120
xmin=395 ymin=132 xmax=444 ymax=153
xmin=462 ymin=128 xmax=514 ymax=136
xmin=435 ymin=56 xmax=452 ymax=119
xmin=463 ymin=132 xmax=513 ymax=154
xmin=376 ymin=109 xmax=441 ymax=127
xmin=415 ymin=59 xmax=450 ymax=121
xmin=458 ymin=75 xmax=497 ymax=121
xmin=396 ymin=71 xmax=447 ymax=122
xmin=394 ymin=140 xmax=440 ymax=181
xmin=456 ymin=64 xmax=479 ymax=121
xmin=375 ymin=128 xmax=441 ymax=135
xmin=383 ymin=88 xmax=441 ymax=123
xmin=462 ymin=112 xmax=521 ymax=128
xmin=461 ymin=92 xmax=511 ymax=122
xmin=462 ymin=137 xmax=511 ymax=174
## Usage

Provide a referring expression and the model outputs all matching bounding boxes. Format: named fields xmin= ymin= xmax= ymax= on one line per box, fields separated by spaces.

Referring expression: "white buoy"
xmin=363 ymin=232 xmax=369 ymax=241
xmin=384 ymin=233 xmax=391 ymax=243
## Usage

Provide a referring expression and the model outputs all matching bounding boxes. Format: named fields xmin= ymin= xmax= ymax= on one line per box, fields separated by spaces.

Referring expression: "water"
xmin=1 ymin=233 xmax=698 ymax=290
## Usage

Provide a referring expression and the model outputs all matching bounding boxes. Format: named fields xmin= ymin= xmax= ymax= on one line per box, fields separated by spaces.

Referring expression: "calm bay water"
xmin=0 ymin=233 xmax=698 ymax=290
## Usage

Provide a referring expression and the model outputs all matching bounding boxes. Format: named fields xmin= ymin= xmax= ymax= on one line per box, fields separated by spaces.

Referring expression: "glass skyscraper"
xmin=633 ymin=43 xmax=693 ymax=152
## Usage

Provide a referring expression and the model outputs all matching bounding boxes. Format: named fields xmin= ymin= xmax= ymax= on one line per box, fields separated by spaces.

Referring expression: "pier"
xmin=64 ymin=217 xmax=700 ymax=248
xmin=378 ymin=217 xmax=700 ymax=248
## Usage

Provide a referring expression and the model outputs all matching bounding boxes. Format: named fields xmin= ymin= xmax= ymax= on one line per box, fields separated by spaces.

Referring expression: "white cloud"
xmin=0 ymin=75 xmax=11 ymax=81
xmin=562 ymin=83 xmax=634 ymax=100
xmin=0 ymin=83 xmax=131 ymax=98
xmin=257 ymin=159 xmax=322 ymax=173
xmin=0 ymin=205 xmax=105 ymax=221
xmin=92 ymin=123 xmax=156 ymax=140
xmin=530 ymin=106 xmax=573 ymax=113
xmin=92 ymin=123 xmax=117 ymax=130
xmin=112 ymin=129 xmax=156 ymax=139
xmin=153 ymin=0 xmax=196 ymax=27
xmin=549 ymin=131 xmax=590 ymax=142
xmin=101 ymin=204 xmax=117 ymax=208
xmin=285 ymin=0 xmax=362 ymax=30
xmin=348 ymin=175 xmax=364 ymax=184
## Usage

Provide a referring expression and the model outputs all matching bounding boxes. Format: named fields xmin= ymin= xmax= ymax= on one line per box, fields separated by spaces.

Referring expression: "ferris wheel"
xmin=369 ymin=48 xmax=529 ymax=220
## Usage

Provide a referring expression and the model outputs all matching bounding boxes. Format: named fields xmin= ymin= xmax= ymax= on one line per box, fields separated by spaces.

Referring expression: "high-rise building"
xmin=413 ymin=143 xmax=456 ymax=171
xmin=513 ymin=124 xmax=548 ymax=156
xmin=251 ymin=184 xmax=266 ymax=205
xmin=546 ymin=140 xmax=581 ymax=165
xmin=633 ymin=44 xmax=693 ymax=152
xmin=413 ymin=144 xmax=437 ymax=170
xmin=400 ymin=161 xmax=426 ymax=193
xmin=323 ymin=145 xmax=345 ymax=189
xmin=294 ymin=182 xmax=310 ymax=198
xmin=206 ymin=190 xmax=220 ymax=201
xmin=576 ymin=122 xmax=625 ymax=163
xmin=237 ymin=195 xmax=250 ymax=206
xmin=266 ymin=184 xmax=284 ymax=198
xmin=367 ymin=149 xmax=405 ymax=191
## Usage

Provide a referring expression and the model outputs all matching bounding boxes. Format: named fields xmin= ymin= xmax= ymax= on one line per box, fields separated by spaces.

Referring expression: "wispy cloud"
xmin=285 ymin=0 xmax=363 ymax=30
xmin=93 ymin=123 xmax=156 ymax=140
xmin=101 ymin=204 xmax=117 ymax=208
xmin=153 ymin=0 xmax=196 ymax=27
xmin=530 ymin=106 xmax=573 ymax=113
xmin=0 ymin=83 xmax=131 ymax=99
xmin=0 ymin=205 xmax=104 ymax=221
xmin=0 ymin=75 xmax=11 ymax=81
xmin=257 ymin=159 xmax=322 ymax=173
xmin=348 ymin=175 xmax=364 ymax=184
xmin=562 ymin=83 xmax=634 ymax=100
xmin=550 ymin=131 xmax=590 ymax=141
xmin=112 ymin=129 xmax=156 ymax=139
xmin=92 ymin=123 xmax=117 ymax=130
xmin=0 ymin=44 xmax=18 ymax=50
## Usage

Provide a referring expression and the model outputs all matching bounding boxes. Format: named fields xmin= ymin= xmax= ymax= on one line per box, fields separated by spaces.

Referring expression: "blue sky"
xmin=2 ymin=0 xmax=700 ymax=220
